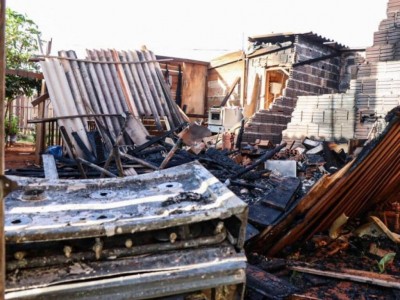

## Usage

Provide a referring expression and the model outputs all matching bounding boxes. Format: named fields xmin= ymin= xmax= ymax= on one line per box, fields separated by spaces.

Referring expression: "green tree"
xmin=5 ymin=8 xmax=41 ymax=100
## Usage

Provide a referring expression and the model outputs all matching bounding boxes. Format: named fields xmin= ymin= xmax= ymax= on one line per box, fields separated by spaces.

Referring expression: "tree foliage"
xmin=5 ymin=8 xmax=42 ymax=100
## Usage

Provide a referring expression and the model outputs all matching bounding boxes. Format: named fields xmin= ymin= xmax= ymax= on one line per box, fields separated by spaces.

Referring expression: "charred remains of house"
xmin=3 ymin=0 xmax=400 ymax=299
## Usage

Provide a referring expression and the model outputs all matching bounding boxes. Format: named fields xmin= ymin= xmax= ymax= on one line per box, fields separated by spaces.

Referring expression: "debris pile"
xmin=4 ymin=0 xmax=400 ymax=294
xmin=243 ymin=106 xmax=400 ymax=299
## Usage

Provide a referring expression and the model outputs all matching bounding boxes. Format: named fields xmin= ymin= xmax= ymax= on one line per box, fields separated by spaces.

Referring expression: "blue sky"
xmin=8 ymin=0 xmax=388 ymax=61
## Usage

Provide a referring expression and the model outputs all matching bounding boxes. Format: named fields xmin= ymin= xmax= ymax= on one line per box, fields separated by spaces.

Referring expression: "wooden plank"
xmin=6 ymin=68 xmax=44 ymax=80
xmin=208 ymin=50 xmax=244 ymax=69
xmin=261 ymin=177 xmax=301 ymax=211
xmin=34 ymin=81 xmax=47 ymax=164
xmin=244 ymin=74 xmax=260 ymax=118
xmin=220 ymin=76 xmax=240 ymax=107
xmin=31 ymin=92 xmax=49 ymax=107
xmin=289 ymin=264 xmax=400 ymax=289
xmin=156 ymin=55 xmax=209 ymax=66
xmin=42 ymin=154 xmax=59 ymax=180
xmin=0 ymin=2 xmax=6 ymax=298
xmin=246 ymin=264 xmax=299 ymax=298
xmin=182 ymin=63 xmax=208 ymax=115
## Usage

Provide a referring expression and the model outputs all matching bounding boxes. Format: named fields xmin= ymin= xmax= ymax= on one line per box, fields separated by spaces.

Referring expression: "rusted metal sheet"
xmin=6 ymin=245 xmax=246 ymax=299
xmin=4 ymin=161 xmax=248 ymax=299
xmin=248 ymin=106 xmax=400 ymax=256
xmin=5 ymin=161 xmax=247 ymax=244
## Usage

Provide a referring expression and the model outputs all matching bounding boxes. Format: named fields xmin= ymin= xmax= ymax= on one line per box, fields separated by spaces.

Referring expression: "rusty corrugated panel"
xmin=249 ymin=106 xmax=400 ymax=256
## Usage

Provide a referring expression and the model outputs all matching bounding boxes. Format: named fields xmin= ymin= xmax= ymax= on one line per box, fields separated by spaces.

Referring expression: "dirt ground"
xmin=4 ymin=142 xmax=36 ymax=170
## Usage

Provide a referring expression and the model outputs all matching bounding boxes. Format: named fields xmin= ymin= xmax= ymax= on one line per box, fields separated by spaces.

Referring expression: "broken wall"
xmin=284 ymin=0 xmax=400 ymax=142
xmin=355 ymin=0 xmax=400 ymax=138
xmin=242 ymin=34 xmax=345 ymax=144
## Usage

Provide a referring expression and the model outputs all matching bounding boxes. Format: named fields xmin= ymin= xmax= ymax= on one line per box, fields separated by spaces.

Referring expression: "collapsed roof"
xmin=40 ymin=48 xmax=186 ymax=160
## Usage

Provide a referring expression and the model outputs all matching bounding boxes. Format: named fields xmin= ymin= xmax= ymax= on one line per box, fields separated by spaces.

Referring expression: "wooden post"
xmin=34 ymin=81 xmax=47 ymax=164
xmin=0 ymin=0 xmax=6 ymax=298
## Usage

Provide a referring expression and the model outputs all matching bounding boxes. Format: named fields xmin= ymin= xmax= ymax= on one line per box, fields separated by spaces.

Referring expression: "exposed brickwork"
xmin=243 ymin=34 xmax=346 ymax=145
xmin=283 ymin=0 xmax=400 ymax=142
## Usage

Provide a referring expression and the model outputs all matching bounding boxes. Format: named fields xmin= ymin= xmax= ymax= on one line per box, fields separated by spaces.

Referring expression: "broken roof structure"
xmin=207 ymin=31 xmax=359 ymax=145
xmin=39 ymin=48 xmax=186 ymax=162
xmin=248 ymin=106 xmax=400 ymax=255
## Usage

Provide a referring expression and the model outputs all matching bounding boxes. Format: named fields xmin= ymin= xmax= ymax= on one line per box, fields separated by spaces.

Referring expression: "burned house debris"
xmin=207 ymin=32 xmax=360 ymax=145
xmin=4 ymin=162 xmax=248 ymax=299
xmin=2 ymin=0 xmax=400 ymax=299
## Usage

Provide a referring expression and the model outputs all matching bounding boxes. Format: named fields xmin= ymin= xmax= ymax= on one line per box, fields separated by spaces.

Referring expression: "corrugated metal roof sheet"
xmin=40 ymin=48 xmax=185 ymax=161
xmin=248 ymin=32 xmax=348 ymax=50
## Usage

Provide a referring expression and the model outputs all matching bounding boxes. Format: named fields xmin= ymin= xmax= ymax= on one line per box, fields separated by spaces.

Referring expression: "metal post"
xmin=0 ymin=0 xmax=6 ymax=298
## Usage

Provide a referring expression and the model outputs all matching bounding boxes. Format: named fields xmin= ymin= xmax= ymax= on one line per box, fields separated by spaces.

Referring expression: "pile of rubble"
xmin=5 ymin=105 xmax=399 ymax=298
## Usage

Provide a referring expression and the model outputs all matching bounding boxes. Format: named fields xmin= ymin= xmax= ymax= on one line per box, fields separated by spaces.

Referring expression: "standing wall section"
xmin=243 ymin=35 xmax=343 ymax=145
xmin=284 ymin=0 xmax=400 ymax=142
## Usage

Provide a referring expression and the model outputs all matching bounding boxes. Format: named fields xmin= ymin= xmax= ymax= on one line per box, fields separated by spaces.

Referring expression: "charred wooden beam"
xmin=59 ymin=126 xmax=87 ymax=179
xmin=77 ymin=157 xmax=117 ymax=178
xmin=31 ymin=92 xmax=49 ymax=107
xmin=119 ymin=152 xmax=159 ymax=170
xmin=175 ymin=64 xmax=182 ymax=107
xmin=220 ymin=76 xmax=241 ymax=107
xmin=236 ymin=119 xmax=245 ymax=150
xmin=246 ymin=264 xmax=298 ymax=299
xmin=288 ymin=262 xmax=400 ymax=290
xmin=293 ymin=52 xmax=341 ymax=68
xmin=204 ymin=148 xmax=245 ymax=175
xmin=231 ymin=143 xmax=287 ymax=179
xmin=27 ymin=113 xmax=122 ymax=124
xmin=5 ymin=68 xmax=44 ymax=80
xmin=132 ymin=124 xmax=183 ymax=155
xmin=247 ymin=253 xmax=287 ymax=273
xmin=159 ymin=138 xmax=183 ymax=169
